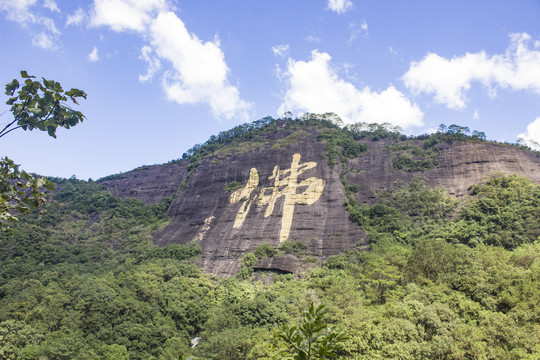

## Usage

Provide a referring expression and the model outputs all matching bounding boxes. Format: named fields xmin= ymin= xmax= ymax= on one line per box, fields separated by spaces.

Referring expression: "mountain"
xmin=97 ymin=116 xmax=540 ymax=277
xmin=2 ymin=115 xmax=540 ymax=359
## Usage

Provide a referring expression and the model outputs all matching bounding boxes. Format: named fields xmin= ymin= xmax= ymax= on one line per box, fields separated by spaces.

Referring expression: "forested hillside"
xmin=1 ymin=117 xmax=540 ymax=359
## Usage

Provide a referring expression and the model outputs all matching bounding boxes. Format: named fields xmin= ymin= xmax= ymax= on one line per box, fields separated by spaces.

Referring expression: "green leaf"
xmin=20 ymin=70 xmax=35 ymax=79
xmin=37 ymin=122 xmax=48 ymax=131
xmin=68 ymin=117 xmax=79 ymax=126
xmin=4 ymin=79 xmax=19 ymax=96
xmin=6 ymin=96 xmax=18 ymax=105
xmin=44 ymin=179 xmax=55 ymax=191
xmin=47 ymin=126 xmax=57 ymax=138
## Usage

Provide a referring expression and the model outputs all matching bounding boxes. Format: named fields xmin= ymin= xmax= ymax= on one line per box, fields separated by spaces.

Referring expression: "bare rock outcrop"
xmin=153 ymin=130 xmax=364 ymax=277
xmin=99 ymin=127 xmax=540 ymax=277
xmin=98 ymin=162 xmax=187 ymax=204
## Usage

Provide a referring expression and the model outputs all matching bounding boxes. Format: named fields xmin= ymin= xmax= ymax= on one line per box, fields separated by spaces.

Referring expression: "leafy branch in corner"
xmin=2 ymin=70 xmax=86 ymax=139
xmin=0 ymin=71 xmax=86 ymax=232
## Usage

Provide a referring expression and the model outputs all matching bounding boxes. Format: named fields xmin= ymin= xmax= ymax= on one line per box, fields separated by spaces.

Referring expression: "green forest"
xmin=1 ymin=117 xmax=540 ymax=359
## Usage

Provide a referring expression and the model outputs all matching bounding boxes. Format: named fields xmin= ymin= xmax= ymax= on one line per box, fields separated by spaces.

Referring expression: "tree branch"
xmin=0 ymin=125 xmax=23 ymax=139
xmin=0 ymin=117 xmax=20 ymax=137
xmin=0 ymin=94 xmax=33 ymax=138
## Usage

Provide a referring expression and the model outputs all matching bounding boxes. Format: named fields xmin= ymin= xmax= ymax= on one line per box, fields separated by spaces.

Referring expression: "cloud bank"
xmin=150 ymin=12 xmax=250 ymax=120
xmin=0 ymin=0 xmax=60 ymax=50
xmin=278 ymin=50 xmax=424 ymax=128
xmin=89 ymin=0 xmax=250 ymax=121
xmin=90 ymin=0 xmax=168 ymax=32
xmin=403 ymin=33 xmax=540 ymax=109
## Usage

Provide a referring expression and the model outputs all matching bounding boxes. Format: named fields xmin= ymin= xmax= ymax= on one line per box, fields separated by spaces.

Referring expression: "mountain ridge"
xmin=97 ymin=116 xmax=540 ymax=277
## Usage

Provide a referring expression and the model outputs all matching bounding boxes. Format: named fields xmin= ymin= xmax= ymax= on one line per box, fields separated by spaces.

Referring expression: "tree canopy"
xmin=0 ymin=174 xmax=539 ymax=359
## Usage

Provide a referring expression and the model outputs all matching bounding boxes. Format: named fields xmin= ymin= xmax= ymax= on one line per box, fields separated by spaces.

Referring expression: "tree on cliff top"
xmin=1 ymin=70 xmax=87 ymax=232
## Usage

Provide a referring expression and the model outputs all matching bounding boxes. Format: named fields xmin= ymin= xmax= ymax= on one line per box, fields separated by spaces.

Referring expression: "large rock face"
xmin=346 ymin=140 xmax=540 ymax=202
xmin=98 ymin=162 xmax=187 ymax=204
xmin=99 ymin=125 xmax=540 ymax=277
xmin=154 ymin=130 xmax=365 ymax=277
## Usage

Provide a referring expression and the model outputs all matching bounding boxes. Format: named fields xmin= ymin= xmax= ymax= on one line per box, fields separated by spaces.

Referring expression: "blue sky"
xmin=1 ymin=0 xmax=539 ymax=180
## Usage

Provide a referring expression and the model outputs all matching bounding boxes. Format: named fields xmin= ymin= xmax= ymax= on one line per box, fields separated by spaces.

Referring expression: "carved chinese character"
xmin=229 ymin=168 xmax=259 ymax=229
xmin=229 ymin=153 xmax=325 ymax=242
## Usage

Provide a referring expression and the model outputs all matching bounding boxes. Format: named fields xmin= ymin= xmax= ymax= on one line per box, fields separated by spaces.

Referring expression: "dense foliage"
xmin=1 ymin=173 xmax=538 ymax=359
xmin=1 ymin=117 xmax=539 ymax=359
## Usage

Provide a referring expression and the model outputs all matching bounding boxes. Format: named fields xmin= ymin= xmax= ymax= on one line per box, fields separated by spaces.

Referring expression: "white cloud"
xmin=305 ymin=35 xmax=321 ymax=43
xmin=88 ymin=46 xmax=99 ymax=62
xmin=347 ymin=21 xmax=368 ymax=45
xmin=38 ymin=15 xmax=59 ymax=34
xmin=0 ymin=0 xmax=38 ymax=24
xmin=0 ymin=0 xmax=61 ymax=49
xmin=32 ymin=31 xmax=55 ymax=50
xmin=150 ymin=11 xmax=250 ymax=120
xmin=274 ymin=64 xmax=286 ymax=81
xmin=138 ymin=45 xmax=161 ymax=82
xmin=272 ymin=44 xmax=289 ymax=57
xmin=43 ymin=0 xmax=59 ymax=12
xmin=90 ymin=0 xmax=168 ymax=32
xmin=473 ymin=109 xmax=480 ymax=120
xmin=403 ymin=33 xmax=540 ymax=109
xmin=361 ymin=21 xmax=367 ymax=31
xmin=88 ymin=1 xmax=250 ymax=120
xmin=327 ymin=0 xmax=353 ymax=14
xmin=278 ymin=50 xmax=423 ymax=128
xmin=518 ymin=117 xmax=540 ymax=150
xmin=66 ymin=8 xmax=85 ymax=26
xmin=0 ymin=0 xmax=59 ymax=31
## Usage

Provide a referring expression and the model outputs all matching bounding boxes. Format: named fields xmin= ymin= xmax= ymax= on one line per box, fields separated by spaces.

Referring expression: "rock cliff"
xmin=98 ymin=120 xmax=540 ymax=277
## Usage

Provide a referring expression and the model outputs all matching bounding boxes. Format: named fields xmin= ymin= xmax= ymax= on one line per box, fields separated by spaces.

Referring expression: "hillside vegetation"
xmin=1 ymin=116 xmax=539 ymax=359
